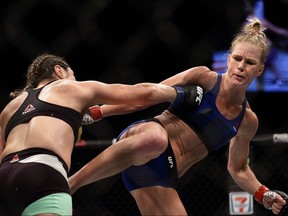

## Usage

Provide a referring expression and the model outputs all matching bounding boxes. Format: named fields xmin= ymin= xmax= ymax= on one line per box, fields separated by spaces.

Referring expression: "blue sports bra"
xmin=168 ymin=74 xmax=246 ymax=152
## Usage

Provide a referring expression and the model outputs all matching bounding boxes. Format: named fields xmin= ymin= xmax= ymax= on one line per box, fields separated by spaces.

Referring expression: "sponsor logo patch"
xmin=229 ymin=191 xmax=253 ymax=215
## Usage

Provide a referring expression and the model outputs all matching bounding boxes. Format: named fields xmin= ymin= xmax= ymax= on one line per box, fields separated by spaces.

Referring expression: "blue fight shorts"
xmin=119 ymin=118 xmax=178 ymax=191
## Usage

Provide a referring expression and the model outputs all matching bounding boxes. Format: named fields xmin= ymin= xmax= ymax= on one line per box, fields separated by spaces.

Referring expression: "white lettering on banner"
xmin=273 ymin=133 xmax=288 ymax=143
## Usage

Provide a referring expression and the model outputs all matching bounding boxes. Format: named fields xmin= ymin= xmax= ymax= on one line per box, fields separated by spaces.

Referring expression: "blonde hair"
xmin=229 ymin=17 xmax=268 ymax=64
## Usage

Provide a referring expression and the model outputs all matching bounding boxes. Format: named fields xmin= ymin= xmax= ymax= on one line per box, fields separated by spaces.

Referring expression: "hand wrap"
xmin=82 ymin=105 xmax=103 ymax=125
xmin=172 ymin=85 xmax=203 ymax=109
xmin=254 ymin=185 xmax=270 ymax=204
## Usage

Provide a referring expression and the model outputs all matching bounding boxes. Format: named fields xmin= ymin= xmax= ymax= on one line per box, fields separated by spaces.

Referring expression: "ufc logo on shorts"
xmin=168 ymin=156 xmax=174 ymax=169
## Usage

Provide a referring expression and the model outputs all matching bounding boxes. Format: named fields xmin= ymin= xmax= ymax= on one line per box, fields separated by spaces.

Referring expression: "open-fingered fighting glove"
xmin=82 ymin=105 xmax=103 ymax=125
xmin=172 ymin=85 xmax=203 ymax=109
xmin=255 ymin=185 xmax=288 ymax=215
xmin=273 ymin=190 xmax=288 ymax=216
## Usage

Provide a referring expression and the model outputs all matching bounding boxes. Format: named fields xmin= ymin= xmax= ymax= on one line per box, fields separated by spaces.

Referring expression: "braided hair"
xmin=10 ymin=53 xmax=70 ymax=98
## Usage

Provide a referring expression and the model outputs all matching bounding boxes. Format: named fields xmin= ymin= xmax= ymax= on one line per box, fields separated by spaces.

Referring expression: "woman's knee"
xmin=138 ymin=125 xmax=168 ymax=152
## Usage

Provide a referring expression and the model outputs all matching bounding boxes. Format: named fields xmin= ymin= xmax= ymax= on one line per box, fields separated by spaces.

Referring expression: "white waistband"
xmin=19 ymin=154 xmax=67 ymax=180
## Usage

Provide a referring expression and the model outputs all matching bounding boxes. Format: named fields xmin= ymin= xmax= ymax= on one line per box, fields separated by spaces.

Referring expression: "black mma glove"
xmin=172 ymin=85 xmax=203 ymax=109
xmin=273 ymin=190 xmax=288 ymax=216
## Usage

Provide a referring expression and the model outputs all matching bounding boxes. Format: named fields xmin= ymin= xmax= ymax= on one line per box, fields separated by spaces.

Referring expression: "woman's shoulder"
xmin=0 ymin=94 xmax=27 ymax=127
xmin=241 ymin=106 xmax=259 ymax=134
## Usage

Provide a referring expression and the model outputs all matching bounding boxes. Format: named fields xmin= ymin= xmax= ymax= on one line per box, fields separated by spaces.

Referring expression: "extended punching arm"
xmin=82 ymin=85 xmax=204 ymax=125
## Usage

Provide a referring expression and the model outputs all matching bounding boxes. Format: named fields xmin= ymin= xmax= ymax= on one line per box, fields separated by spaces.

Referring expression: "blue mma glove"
xmin=172 ymin=85 xmax=203 ymax=109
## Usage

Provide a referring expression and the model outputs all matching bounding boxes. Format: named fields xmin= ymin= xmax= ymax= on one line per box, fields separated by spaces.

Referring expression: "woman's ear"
xmin=256 ymin=64 xmax=265 ymax=77
xmin=54 ymin=65 xmax=65 ymax=79
xmin=227 ymin=54 xmax=231 ymax=65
